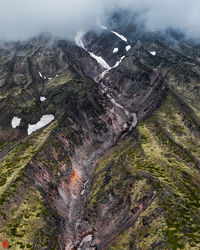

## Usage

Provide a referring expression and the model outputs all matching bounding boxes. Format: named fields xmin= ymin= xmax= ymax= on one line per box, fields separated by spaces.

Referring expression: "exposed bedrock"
xmin=2 ymin=17 xmax=200 ymax=249
xmin=25 ymin=54 xmax=167 ymax=248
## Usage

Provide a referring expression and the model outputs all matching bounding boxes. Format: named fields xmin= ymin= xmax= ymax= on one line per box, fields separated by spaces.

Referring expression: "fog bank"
xmin=0 ymin=0 xmax=200 ymax=41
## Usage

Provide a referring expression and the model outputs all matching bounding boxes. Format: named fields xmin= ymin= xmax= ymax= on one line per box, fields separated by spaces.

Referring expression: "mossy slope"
xmin=0 ymin=120 xmax=60 ymax=249
xmin=86 ymin=92 xmax=200 ymax=250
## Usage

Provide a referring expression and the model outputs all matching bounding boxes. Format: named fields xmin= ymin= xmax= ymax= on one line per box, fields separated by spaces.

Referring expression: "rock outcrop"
xmin=0 ymin=15 xmax=200 ymax=249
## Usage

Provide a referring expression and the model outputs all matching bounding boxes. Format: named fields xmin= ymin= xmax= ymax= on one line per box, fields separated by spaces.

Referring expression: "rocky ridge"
xmin=0 ymin=16 xmax=200 ymax=249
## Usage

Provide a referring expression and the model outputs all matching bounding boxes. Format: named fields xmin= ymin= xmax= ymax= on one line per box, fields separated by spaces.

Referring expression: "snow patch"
xmin=81 ymin=179 xmax=89 ymax=195
xmin=82 ymin=235 xmax=92 ymax=242
xmin=123 ymin=123 xmax=128 ymax=129
xmin=99 ymin=69 xmax=109 ymax=79
xmin=39 ymin=71 xmax=43 ymax=78
xmin=149 ymin=51 xmax=156 ymax=56
xmin=78 ymin=234 xmax=93 ymax=250
xmin=129 ymin=113 xmax=138 ymax=130
xmin=39 ymin=72 xmax=53 ymax=80
xmin=96 ymin=20 xmax=108 ymax=30
xmin=131 ymin=113 xmax=138 ymax=128
xmin=75 ymin=31 xmax=110 ymax=69
xmin=75 ymin=31 xmax=125 ymax=80
xmin=111 ymin=31 xmax=128 ymax=42
xmin=100 ymin=82 xmax=109 ymax=93
xmin=11 ymin=116 xmax=21 ymax=128
xmin=107 ymin=93 xmax=126 ymax=111
xmin=89 ymin=52 xmax=110 ymax=69
xmin=40 ymin=96 xmax=46 ymax=102
xmin=113 ymin=56 xmax=125 ymax=68
xmin=126 ymin=45 xmax=131 ymax=52
xmin=98 ymin=55 xmax=126 ymax=80
xmin=98 ymin=24 xmax=108 ymax=30
xmin=27 ymin=114 xmax=54 ymax=135
xmin=74 ymin=31 xmax=85 ymax=49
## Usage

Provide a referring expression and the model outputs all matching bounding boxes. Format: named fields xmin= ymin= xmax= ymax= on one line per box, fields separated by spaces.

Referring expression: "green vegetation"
xmin=0 ymin=119 xmax=60 ymax=249
xmin=0 ymin=120 xmax=58 ymax=199
xmin=46 ymin=72 xmax=74 ymax=89
xmin=87 ymin=93 xmax=200 ymax=249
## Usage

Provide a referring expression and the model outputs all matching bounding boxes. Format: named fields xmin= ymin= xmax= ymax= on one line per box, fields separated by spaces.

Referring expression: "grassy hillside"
xmin=86 ymin=92 xmax=200 ymax=249
xmin=0 ymin=120 xmax=60 ymax=249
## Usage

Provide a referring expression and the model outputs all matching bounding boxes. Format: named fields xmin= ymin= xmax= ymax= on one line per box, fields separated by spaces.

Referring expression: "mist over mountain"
xmin=0 ymin=0 xmax=200 ymax=42
xmin=1 ymin=1 xmax=200 ymax=249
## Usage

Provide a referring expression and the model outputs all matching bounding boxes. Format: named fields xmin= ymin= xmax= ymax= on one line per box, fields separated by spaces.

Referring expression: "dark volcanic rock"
xmin=0 ymin=17 xmax=200 ymax=250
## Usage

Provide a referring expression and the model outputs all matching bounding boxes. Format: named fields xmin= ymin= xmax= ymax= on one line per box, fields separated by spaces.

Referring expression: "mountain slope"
xmin=0 ymin=17 xmax=200 ymax=249
xmin=86 ymin=92 xmax=200 ymax=249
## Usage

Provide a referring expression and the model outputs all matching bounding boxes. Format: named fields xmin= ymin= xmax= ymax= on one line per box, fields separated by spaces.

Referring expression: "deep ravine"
xmin=0 ymin=17 xmax=200 ymax=250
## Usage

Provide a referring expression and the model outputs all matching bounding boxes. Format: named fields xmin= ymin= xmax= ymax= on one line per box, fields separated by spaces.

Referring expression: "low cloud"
xmin=0 ymin=0 xmax=200 ymax=41
xmin=117 ymin=0 xmax=200 ymax=40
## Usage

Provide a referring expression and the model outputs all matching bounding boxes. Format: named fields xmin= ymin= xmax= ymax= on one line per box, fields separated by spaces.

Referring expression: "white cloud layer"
xmin=0 ymin=0 xmax=200 ymax=41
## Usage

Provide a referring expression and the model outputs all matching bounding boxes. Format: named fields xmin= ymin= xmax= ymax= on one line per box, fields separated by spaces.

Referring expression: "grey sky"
xmin=0 ymin=0 xmax=200 ymax=41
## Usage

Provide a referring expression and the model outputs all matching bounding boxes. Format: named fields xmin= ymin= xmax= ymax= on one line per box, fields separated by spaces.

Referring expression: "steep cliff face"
xmin=0 ymin=16 xmax=200 ymax=249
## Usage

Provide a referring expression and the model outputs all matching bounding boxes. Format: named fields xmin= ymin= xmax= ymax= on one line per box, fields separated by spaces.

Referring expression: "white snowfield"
xmin=40 ymin=96 xmax=46 ymax=102
xmin=126 ymin=45 xmax=131 ymax=52
xmin=27 ymin=114 xmax=55 ymax=135
xmin=107 ymin=94 xmax=125 ymax=110
xmin=75 ymin=30 xmax=129 ymax=71
xmin=111 ymin=31 xmax=128 ymax=42
xmin=75 ymin=32 xmax=111 ymax=69
xmin=74 ymin=30 xmax=138 ymax=131
xmin=98 ymin=24 xmax=108 ymax=30
xmin=39 ymin=71 xmax=43 ymax=78
xmin=89 ymin=52 xmax=110 ymax=69
xmin=113 ymin=56 xmax=125 ymax=68
xmin=149 ymin=51 xmax=156 ymax=56
xmin=75 ymin=31 xmax=126 ymax=79
xmin=11 ymin=116 xmax=21 ymax=128
xmin=99 ymin=69 xmax=110 ymax=79
xmin=99 ymin=55 xmax=126 ymax=79
xmin=74 ymin=31 xmax=85 ymax=48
